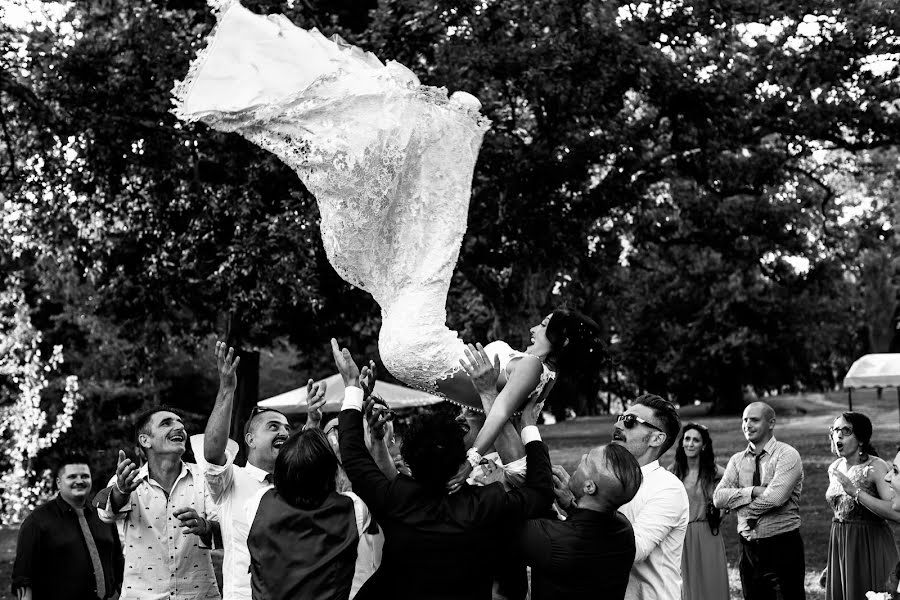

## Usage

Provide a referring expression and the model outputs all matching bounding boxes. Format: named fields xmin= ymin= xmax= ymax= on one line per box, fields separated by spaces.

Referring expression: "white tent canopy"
xmin=843 ymin=354 xmax=900 ymax=389
xmin=258 ymin=373 xmax=442 ymax=414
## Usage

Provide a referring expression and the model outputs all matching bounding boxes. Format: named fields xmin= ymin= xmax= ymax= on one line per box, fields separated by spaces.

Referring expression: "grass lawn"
xmin=542 ymin=388 xmax=900 ymax=600
xmin=0 ymin=389 xmax=897 ymax=599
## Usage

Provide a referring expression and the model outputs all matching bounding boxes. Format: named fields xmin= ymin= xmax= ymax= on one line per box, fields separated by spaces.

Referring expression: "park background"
xmin=1 ymin=0 xmax=899 ymax=598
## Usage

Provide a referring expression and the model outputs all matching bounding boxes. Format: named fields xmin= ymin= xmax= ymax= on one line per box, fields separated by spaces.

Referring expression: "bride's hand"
xmin=459 ymin=343 xmax=500 ymax=397
xmin=331 ymin=338 xmax=360 ymax=387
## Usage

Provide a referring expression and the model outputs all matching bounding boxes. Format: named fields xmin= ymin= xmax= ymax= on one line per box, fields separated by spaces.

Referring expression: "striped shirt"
xmin=713 ymin=436 xmax=803 ymax=540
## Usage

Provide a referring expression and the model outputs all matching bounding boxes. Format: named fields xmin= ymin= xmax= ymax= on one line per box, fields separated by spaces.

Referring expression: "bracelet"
xmin=854 ymin=488 xmax=862 ymax=503
xmin=466 ymin=448 xmax=482 ymax=468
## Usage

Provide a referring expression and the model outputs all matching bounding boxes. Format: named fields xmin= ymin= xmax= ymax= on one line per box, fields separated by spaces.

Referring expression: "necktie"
xmin=752 ymin=451 xmax=764 ymax=486
xmin=75 ymin=508 xmax=107 ymax=599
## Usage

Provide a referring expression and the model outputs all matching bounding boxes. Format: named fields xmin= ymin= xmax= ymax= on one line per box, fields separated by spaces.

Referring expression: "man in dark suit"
xmin=522 ymin=444 xmax=643 ymax=600
xmin=331 ymin=339 xmax=554 ymax=600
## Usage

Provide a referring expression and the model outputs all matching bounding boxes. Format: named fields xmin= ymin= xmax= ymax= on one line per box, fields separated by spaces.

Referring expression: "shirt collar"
xmin=641 ymin=459 xmax=661 ymax=474
xmin=746 ymin=436 xmax=777 ymax=456
xmin=140 ymin=460 xmax=192 ymax=488
xmin=244 ymin=461 xmax=271 ymax=483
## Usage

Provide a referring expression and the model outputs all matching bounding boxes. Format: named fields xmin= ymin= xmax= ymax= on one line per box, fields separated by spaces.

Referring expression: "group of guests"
xmin=11 ymin=339 xmax=900 ymax=600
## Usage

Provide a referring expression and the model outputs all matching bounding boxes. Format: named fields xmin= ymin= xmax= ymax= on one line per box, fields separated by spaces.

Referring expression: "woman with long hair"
xmin=824 ymin=412 xmax=898 ymax=600
xmin=668 ymin=423 xmax=728 ymax=600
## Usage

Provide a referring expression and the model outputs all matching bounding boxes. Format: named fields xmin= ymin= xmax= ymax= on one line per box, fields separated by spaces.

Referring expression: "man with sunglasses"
xmin=713 ymin=402 xmax=805 ymax=600
xmin=612 ymin=394 xmax=689 ymax=600
xmin=202 ymin=341 xmax=327 ymax=600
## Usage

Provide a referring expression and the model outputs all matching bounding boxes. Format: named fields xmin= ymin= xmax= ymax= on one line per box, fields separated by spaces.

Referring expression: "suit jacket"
xmin=338 ymin=408 xmax=554 ymax=600
xmin=517 ymin=508 xmax=636 ymax=600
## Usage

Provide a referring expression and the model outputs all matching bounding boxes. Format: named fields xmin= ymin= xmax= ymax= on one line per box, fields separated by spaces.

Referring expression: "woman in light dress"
xmin=825 ymin=412 xmax=899 ymax=600
xmin=173 ymin=1 xmax=602 ymax=471
xmin=668 ymin=423 xmax=729 ymax=600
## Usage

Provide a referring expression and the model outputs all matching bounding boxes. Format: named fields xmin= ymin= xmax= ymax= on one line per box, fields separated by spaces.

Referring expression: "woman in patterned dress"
xmin=825 ymin=412 xmax=899 ymax=600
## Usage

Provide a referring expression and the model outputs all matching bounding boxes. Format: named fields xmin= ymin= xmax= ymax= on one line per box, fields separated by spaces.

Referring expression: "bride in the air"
xmin=173 ymin=0 xmax=602 ymax=478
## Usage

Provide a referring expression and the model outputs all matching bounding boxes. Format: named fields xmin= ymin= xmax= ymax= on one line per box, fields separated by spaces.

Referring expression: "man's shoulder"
xmin=22 ymin=498 xmax=59 ymax=526
xmin=772 ymin=439 xmax=801 ymax=458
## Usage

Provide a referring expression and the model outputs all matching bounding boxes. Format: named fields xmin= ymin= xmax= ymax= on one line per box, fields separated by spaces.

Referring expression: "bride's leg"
xmin=434 ymin=370 xmax=481 ymax=410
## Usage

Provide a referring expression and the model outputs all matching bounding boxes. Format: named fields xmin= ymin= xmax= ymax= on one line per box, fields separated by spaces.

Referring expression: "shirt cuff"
xmin=342 ymin=386 xmax=364 ymax=412
xmin=521 ymin=425 xmax=541 ymax=445
xmin=204 ymin=446 xmax=235 ymax=476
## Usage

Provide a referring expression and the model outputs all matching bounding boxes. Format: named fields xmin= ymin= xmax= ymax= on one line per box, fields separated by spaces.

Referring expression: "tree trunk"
xmin=229 ymin=349 xmax=259 ymax=467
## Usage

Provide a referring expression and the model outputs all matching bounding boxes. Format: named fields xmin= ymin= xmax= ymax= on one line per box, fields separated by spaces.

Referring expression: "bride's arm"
xmin=472 ymin=357 xmax=542 ymax=455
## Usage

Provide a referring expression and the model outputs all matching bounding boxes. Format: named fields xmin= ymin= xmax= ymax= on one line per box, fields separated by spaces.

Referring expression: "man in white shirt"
xmin=202 ymin=342 xmax=326 ymax=600
xmin=613 ymin=394 xmax=689 ymax=600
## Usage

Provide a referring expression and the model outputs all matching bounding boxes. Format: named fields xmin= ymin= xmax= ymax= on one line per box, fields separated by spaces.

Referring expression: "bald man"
xmin=518 ymin=444 xmax=643 ymax=600
xmin=714 ymin=402 xmax=805 ymax=600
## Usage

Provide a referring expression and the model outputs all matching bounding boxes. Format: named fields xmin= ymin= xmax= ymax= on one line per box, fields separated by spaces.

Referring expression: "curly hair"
xmin=400 ymin=411 xmax=467 ymax=492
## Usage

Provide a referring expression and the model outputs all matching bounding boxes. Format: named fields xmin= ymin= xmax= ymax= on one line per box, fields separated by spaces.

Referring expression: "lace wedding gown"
xmin=173 ymin=1 xmax=552 ymax=408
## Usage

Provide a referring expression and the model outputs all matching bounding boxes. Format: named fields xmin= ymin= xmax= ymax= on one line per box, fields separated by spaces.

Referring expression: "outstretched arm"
xmin=449 ymin=349 xmax=543 ymax=490
xmin=204 ymin=341 xmax=240 ymax=467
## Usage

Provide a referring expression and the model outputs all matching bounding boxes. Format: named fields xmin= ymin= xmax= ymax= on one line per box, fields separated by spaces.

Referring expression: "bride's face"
xmin=526 ymin=314 xmax=553 ymax=357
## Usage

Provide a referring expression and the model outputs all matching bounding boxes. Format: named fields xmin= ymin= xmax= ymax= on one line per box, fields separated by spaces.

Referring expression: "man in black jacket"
xmin=521 ymin=444 xmax=643 ymax=600
xmin=332 ymin=339 xmax=554 ymax=600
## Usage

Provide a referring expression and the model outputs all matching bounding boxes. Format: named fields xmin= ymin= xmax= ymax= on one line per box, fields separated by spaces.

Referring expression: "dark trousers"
xmin=740 ymin=528 xmax=806 ymax=600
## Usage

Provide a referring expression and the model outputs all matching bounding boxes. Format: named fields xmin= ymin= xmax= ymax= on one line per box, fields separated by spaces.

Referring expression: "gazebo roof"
xmin=257 ymin=372 xmax=442 ymax=414
xmin=843 ymin=353 xmax=900 ymax=389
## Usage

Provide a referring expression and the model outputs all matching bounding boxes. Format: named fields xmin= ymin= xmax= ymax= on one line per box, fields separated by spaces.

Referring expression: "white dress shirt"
xmin=619 ymin=460 xmax=689 ymax=600
xmin=204 ymin=450 xmax=272 ymax=600
xmin=99 ymin=462 xmax=220 ymax=600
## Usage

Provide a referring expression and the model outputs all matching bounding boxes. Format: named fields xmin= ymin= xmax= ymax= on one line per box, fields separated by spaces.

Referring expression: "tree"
xmin=0 ymin=283 xmax=81 ymax=524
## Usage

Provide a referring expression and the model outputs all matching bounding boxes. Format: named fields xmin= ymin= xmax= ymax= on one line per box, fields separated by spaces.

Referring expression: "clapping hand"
xmin=215 ymin=341 xmax=240 ymax=394
xmin=115 ymin=450 xmax=144 ymax=496
xmin=459 ymin=343 xmax=500 ymax=397
xmin=364 ymin=397 xmax=394 ymax=441
xmin=304 ymin=379 xmax=327 ymax=429
xmin=832 ymin=469 xmax=857 ymax=497
xmin=173 ymin=507 xmax=210 ymax=537
xmin=331 ymin=338 xmax=360 ymax=387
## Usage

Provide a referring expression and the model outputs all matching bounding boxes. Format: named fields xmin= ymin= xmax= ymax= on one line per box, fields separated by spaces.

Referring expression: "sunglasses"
xmin=829 ymin=426 xmax=854 ymax=437
xmin=617 ymin=413 xmax=664 ymax=433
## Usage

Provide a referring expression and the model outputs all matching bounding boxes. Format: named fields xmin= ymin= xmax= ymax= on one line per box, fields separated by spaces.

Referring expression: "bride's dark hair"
xmin=544 ymin=309 xmax=603 ymax=377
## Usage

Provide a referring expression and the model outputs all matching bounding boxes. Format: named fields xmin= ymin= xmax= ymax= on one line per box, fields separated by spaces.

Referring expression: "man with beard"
xmin=518 ymin=444 xmax=642 ymax=600
xmin=612 ymin=394 xmax=689 ymax=600
xmin=714 ymin=402 xmax=805 ymax=600
xmin=97 ymin=407 xmax=221 ymax=599
xmin=202 ymin=342 xmax=326 ymax=600
xmin=13 ymin=454 xmax=123 ymax=600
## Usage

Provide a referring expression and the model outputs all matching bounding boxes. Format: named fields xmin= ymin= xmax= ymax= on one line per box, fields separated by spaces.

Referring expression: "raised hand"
xmin=215 ymin=341 xmax=240 ymax=394
xmin=173 ymin=507 xmax=210 ymax=537
xmin=833 ymin=468 xmax=857 ymax=497
xmin=364 ymin=397 xmax=394 ymax=441
xmin=115 ymin=450 xmax=143 ymax=495
xmin=331 ymin=338 xmax=360 ymax=387
xmin=360 ymin=360 xmax=377 ymax=401
xmin=459 ymin=343 xmax=500 ymax=397
xmin=305 ymin=378 xmax=327 ymax=428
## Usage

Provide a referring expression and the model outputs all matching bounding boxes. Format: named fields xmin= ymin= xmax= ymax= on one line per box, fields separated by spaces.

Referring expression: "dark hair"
xmin=634 ymin=394 xmax=681 ymax=458
xmin=544 ymin=309 xmax=603 ymax=377
xmin=134 ymin=405 xmax=184 ymax=445
xmin=274 ymin=428 xmax=338 ymax=509
xmin=55 ymin=453 xmax=91 ymax=479
xmin=604 ymin=444 xmax=643 ymax=507
xmin=672 ymin=423 xmax=718 ymax=495
xmin=400 ymin=411 xmax=467 ymax=492
xmin=837 ymin=412 xmax=879 ymax=458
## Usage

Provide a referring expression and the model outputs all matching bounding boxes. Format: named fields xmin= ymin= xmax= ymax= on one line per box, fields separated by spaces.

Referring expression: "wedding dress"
xmin=173 ymin=1 xmax=553 ymax=409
